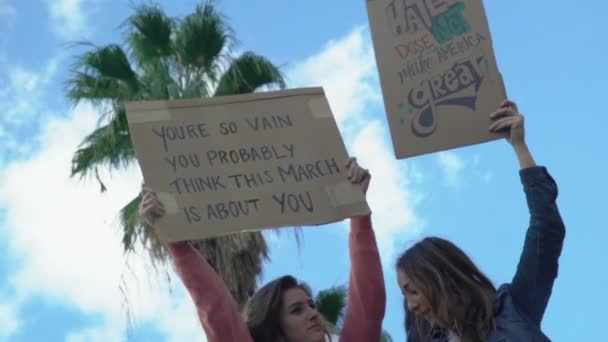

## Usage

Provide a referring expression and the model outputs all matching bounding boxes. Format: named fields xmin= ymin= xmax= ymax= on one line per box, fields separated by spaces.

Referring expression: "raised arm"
xmin=339 ymin=159 xmax=386 ymax=342
xmin=510 ymin=165 xmax=565 ymax=326
xmin=139 ymin=189 xmax=253 ymax=342
xmin=490 ymin=101 xmax=566 ymax=326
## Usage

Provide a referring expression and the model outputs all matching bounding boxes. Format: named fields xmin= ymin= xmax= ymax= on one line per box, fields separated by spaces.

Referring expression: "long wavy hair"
xmin=245 ymin=275 xmax=331 ymax=342
xmin=396 ymin=237 xmax=496 ymax=342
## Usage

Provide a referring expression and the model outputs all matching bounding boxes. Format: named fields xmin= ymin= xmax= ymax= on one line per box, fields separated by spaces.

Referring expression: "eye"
xmin=403 ymin=287 xmax=419 ymax=297
xmin=290 ymin=304 xmax=305 ymax=315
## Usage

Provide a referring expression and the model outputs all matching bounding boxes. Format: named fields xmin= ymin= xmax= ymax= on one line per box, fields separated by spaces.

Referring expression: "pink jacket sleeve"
xmin=167 ymin=241 xmax=254 ymax=342
xmin=339 ymin=214 xmax=387 ymax=342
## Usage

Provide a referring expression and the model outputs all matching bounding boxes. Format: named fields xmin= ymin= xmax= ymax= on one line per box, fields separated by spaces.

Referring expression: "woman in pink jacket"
xmin=139 ymin=157 xmax=386 ymax=342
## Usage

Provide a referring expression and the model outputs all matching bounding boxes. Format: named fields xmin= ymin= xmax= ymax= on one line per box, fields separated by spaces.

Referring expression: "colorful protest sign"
xmin=366 ymin=0 xmax=507 ymax=158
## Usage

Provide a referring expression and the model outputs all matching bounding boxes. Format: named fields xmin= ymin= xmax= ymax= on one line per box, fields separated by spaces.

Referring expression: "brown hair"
xmin=396 ymin=237 xmax=496 ymax=342
xmin=245 ymin=275 xmax=331 ymax=342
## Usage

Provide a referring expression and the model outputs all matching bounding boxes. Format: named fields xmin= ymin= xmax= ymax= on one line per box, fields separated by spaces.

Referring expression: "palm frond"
xmin=76 ymin=44 xmax=140 ymax=93
xmin=125 ymin=4 xmax=175 ymax=64
xmin=119 ymin=195 xmax=170 ymax=265
xmin=70 ymin=107 xmax=135 ymax=183
xmin=138 ymin=59 xmax=180 ymax=100
xmin=174 ymin=1 xmax=233 ymax=79
xmin=315 ymin=285 xmax=347 ymax=326
xmin=381 ymin=330 xmax=394 ymax=342
xmin=66 ymin=71 xmax=132 ymax=105
xmin=214 ymin=52 xmax=286 ymax=96
xmin=120 ymin=194 xmax=142 ymax=252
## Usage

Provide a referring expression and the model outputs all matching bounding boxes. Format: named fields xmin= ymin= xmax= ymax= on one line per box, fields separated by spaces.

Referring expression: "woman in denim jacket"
xmin=399 ymin=100 xmax=565 ymax=342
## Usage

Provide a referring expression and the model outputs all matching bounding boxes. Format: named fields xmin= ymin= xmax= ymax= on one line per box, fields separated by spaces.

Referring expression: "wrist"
xmin=511 ymin=141 xmax=528 ymax=151
xmin=512 ymin=141 xmax=537 ymax=170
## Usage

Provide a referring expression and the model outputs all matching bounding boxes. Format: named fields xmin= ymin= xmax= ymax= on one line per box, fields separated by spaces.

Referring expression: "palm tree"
xmin=315 ymin=285 xmax=394 ymax=341
xmin=66 ymin=1 xmax=288 ymax=311
xmin=315 ymin=285 xmax=347 ymax=335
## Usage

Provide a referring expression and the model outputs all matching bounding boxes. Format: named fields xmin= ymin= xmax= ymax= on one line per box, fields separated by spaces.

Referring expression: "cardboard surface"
xmin=366 ymin=0 xmax=507 ymax=158
xmin=125 ymin=87 xmax=370 ymax=242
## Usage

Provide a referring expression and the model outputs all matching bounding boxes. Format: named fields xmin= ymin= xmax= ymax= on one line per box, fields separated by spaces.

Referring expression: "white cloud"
xmin=47 ymin=0 xmax=90 ymax=40
xmin=0 ymin=303 xmax=19 ymax=338
xmin=351 ymin=121 xmax=423 ymax=258
xmin=65 ymin=325 xmax=123 ymax=342
xmin=0 ymin=0 xmax=15 ymax=18
xmin=436 ymin=152 xmax=494 ymax=187
xmin=0 ymin=58 xmax=62 ymax=164
xmin=437 ymin=151 xmax=465 ymax=187
xmin=288 ymin=26 xmax=381 ymax=125
xmin=0 ymin=104 xmax=205 ymax=341
xmin=288 ymin=27 xmax=424 ymax=260
xmin=1 ymin=58 xmax=59 ymax=125
xmin=10 ymin=68 xmax=40 ymax=92
xmin=472 ymin=153 xmax=493 ymax=183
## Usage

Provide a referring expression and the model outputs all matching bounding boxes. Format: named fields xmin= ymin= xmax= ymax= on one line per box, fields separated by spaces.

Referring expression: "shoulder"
xmin=494 ymin=283 xmax=529 ymax=322
xmin=494 ymin=283 xmax=512 ymax=306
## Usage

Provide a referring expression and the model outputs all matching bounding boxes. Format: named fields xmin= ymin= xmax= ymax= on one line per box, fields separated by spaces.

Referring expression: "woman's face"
xmin=279 ymin=288 xmax=325 ymax=342
xmin=397 ymin=269 xmax=436 ymax=326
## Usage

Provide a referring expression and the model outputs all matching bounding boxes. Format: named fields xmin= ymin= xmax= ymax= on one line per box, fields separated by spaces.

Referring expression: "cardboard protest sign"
xmin=366 ymin=0 xmax=507 ymax=158
xmin=125 ymin=88 xmax=370 ymax=242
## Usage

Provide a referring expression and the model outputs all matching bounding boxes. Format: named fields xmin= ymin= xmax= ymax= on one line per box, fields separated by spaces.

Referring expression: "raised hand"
xmin=138 ymin=185 xmax=166 ymax=226
xmin=489 ymin=100 xmax=525 ymax=146
xmin=346 ymin=157 xmax=371 ymax=195
xmin=489 ymin=100 xmax=536 ymax=169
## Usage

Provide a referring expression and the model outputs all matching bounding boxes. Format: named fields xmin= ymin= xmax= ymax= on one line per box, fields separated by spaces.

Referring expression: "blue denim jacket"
xmin=406 ymin=166 xmax=566 ymax=342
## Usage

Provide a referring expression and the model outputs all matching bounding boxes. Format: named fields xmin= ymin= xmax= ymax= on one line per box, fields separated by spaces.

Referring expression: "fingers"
xmin=141 ymin=193 xmax=162 ymax=211
xmin=346 ymin=157 xmax=357 ymax=179
xmin=143 ymin=198 xmax=166 ymax=216
xmin=355 ymin=167 xmax=365 ymax=183
xmin=489 ymin=107 xmax=516 ymax=120
xmin=345 ymin=156 xmax=371 ymax=186
xmin=488 ymin=117 xmax=512 ymax=132
xmin=348 ymin=165 xmax=370 ymax=185
xmin=139 ymin=191 xmax=166 ymax=225
xmin=141 ymin=215 xmax=154 ymax=227
xmin=351 ymin=165 xmax=359 ymax=181
xmin=361 ymin=172 xmax=371 ymax=195
xmin=492 ymin=100 xmax=520 ymax=121
xmin=489 ymin=116 xmax=521 ymax=132
xmin=501 ymin=99 xmax=519 ymax=112
xmin=141 ymin=202 xmax=159 ymax=216
xmin=146 ymin=203 xmax=166 ymax=217
xmin=346 ymin=157 xmax=356 ymax=176
xmin=346 ymin=156 xmax=356 ymax=167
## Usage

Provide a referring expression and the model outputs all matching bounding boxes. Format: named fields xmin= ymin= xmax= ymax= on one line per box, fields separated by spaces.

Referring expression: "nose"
xmin=307 ymin=307 xmax=320 ymax=321
xmin=407 ymin=298 xmax=420 ymax=313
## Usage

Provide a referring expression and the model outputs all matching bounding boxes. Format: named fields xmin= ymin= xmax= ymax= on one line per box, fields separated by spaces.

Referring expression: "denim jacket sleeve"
xmin=510 ymin=166 xmax=566 ymax=326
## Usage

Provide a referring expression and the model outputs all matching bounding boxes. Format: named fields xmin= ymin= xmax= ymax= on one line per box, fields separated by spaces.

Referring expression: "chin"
xmin=310 ymin=330 xmax=326 ymax=340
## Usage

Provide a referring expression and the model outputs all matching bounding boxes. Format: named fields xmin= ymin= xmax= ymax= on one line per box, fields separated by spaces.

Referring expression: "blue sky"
xmin=0 ymin=0 xmax=606 ymax=341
